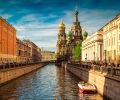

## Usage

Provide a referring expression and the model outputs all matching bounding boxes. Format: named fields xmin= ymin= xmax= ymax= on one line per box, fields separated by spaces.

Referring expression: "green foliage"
xmin=72 ymin=41 xmax=82 ymax=60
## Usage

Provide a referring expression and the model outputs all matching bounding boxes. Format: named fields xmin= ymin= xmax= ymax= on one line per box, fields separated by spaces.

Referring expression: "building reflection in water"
xmin=55 ymin=65 xmax=80 ymax=100
xmin=0 ymin=64 xmax=103 ymax=100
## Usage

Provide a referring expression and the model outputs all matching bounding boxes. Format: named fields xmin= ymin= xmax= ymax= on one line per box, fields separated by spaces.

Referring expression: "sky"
xmin=0 ymin=0 xmax=120 ymax=51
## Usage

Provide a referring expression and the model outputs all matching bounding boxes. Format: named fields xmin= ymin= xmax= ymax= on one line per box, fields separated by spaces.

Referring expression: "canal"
xmin=0 ymin=64 xmax=102 ymax=100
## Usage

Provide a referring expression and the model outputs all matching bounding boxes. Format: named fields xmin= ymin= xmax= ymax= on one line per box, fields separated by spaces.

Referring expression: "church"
xmin=56 ymin=9 xmax=88 ymax=61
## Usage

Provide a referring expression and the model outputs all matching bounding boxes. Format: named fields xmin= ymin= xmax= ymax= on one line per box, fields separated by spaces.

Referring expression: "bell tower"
xmin=71 ymin=8 xmax=83 ymax=43
xmin=57 ymin=20 xmax=66 ymax=58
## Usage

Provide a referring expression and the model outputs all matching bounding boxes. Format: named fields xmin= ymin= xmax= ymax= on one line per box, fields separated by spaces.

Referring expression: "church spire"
xmin=74 ymin=7 xmax=79 ymax=23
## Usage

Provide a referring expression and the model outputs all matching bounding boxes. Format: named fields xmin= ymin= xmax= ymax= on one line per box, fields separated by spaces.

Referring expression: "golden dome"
xmin=58 ymin=20 xmax=65 ymax=28
xmin=72 ymin=24 xmax=76 ymax=29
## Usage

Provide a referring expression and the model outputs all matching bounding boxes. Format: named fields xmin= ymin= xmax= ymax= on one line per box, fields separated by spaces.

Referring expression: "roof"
xmin=66 ymin=29 xmax=72 ymax=36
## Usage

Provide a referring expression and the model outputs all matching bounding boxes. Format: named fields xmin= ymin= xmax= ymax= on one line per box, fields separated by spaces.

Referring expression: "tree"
xmin=72 ymin=41 xmax=82 ymax=60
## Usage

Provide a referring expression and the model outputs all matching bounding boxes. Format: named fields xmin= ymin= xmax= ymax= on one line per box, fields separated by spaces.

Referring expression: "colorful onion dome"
xmin=58 ymin=20 xmax=65 ymax=28
xmin=66 ymin=28 xmax=72 ymax=36
xmin=74 ymin=8 xmax=79 ymax=15
xmin=82 ymin=31 xmax=88 ymax=37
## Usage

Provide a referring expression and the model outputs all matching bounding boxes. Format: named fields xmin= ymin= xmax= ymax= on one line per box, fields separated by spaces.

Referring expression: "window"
xmin=111 ymin=37 xmax=113 ymax=45
xmin=109 ymin=39 xmax=110 ymax=46
xmin=106 ymin=40 xmax=108 ymax=46
xmin=112 ymin=37 xmax=114 ymax=45
xmin=104 ymin=40 xmax=105 ymax=47
xmin=76 ymin=31 xmax=78 ymax=36
xmin=114 ymin=36 xmax=115 ymax=45
xmin=108 ymin=39 xmax=109 ymax=46
xmin=119 ymin=34 xmax=120 ymax=40
xmin=114 ymin=50 xmax=116 ymax=60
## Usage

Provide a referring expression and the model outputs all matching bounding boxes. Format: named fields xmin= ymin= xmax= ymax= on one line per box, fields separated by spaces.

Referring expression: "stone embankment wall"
xmin=67 ymin=64 xmax=120 ymax=100
xmin=103 ymin=75 xmax=120 ymax=100
xmin=0 ymin=63 xmax=46 ymax=86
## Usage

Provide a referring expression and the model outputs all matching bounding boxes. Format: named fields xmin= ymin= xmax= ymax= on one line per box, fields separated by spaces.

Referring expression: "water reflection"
xmin=0 ymin=64 xmax=102 ymax=100
xmin=56 ymin=65 xmax=80 ymax=100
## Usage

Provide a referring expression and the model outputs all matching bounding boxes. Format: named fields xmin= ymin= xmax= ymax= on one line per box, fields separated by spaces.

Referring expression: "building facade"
xmin=103 ymin=14 xmax=120 ymax=64
xmin=56 ymin=20 xmax=66 ymax=60
xmin=0 ymin=17 xmax=16 ymax=64
xmin=71 ymin=9 xmax=83 ymax=43
xmin=16 ymin=39 xmax=32 ymax=63
xmin=41 ymin=51 xmax=56 ymax=62
xmin=23 ymin=40 xmax=41 ymax=63
xmin=0 ymin=16 xmax=42 ymax=65
xmin=82 ymin=30 xmax=103 ymax=62
xmin=82 ymin=13 xmax=120 ymax=65
xmin=56 ymin=9 xmax=87 ymax=61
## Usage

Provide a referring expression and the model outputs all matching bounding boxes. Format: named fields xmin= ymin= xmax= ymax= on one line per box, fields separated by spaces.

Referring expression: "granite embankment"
xmin=67 ymin=63 xmax=120 ymax=100
xmin=0 ymin=63 xmax=47 ymax=86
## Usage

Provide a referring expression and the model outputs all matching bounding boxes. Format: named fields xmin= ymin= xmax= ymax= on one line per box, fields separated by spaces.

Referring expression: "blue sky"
xmin=0 ymin=0 xmax=120 ymax=51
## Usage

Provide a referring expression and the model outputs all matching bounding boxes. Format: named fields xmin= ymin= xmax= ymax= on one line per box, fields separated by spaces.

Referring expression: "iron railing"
xmin=68 ymin=62 xmax=120 ymax=76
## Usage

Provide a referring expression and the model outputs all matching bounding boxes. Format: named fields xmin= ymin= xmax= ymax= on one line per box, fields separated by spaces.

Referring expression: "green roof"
xmin=66 ymin=29 xmax=72 ymax=36
xmin=83 ymin=31 xmax=88 ymax=37
xmin=74 ymin=10 xmax=79 ymax=15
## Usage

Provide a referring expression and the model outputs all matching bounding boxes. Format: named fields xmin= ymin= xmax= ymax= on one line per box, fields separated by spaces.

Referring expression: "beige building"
xmin=16 ymin=39 xmax=32 ymax=63
xmin=41 ymin=51 xmax=56 ymax=62
xmin=56 ymin=21 xmax=66 ymax=58
xmin=103 ymin=14 xmax=120 ymax=64
xmin=82 ymin=30 xmax=103 ymax=62
xmin=23 ymin=40 xmax=41 ymax=63
xmin=16 ymin=39 xmax=41 ymax=63
xmin=82 ymin=13 xmax=120 ymax=65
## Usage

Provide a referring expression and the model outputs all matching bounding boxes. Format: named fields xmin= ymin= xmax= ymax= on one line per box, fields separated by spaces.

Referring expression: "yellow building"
xmin=103 ymin=14 xmax=120 ymax=64
xmin=41 ymin=51 xmax=56 ymax=62
xmin=82 ymin=30 xmax=103 ymax=62
xmin=56 ymin=20 xmax=66 ymax=57
xmin=56 ymin=9 xmax=85 ymax=61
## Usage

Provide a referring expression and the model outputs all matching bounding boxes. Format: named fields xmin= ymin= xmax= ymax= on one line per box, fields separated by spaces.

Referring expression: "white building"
xmin=82 ymin=30 xmax=103 ymax=62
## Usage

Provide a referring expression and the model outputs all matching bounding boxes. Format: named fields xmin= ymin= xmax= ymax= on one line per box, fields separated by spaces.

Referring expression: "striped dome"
xmin=66 ymin=29 xmax=72 ymax=36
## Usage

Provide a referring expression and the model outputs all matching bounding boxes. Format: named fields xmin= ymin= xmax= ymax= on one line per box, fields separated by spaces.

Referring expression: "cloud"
xmin=0 ymin=0 xmax=119 ymax=51
xmin=14 ymin=14 xmax=59 ymax=51
xmin=9 ymin=0 xmax=42 ymax=5
xmin=15 ymin=23 xmax=58 ymax=37
xmin=63 ymin=9 xmax=119 ymax=34
xmin=0 ymin=13 xmax=13 ymax=19
xmin=15 ymin=8 xmax=119 ymax=51
xmin=79 ymin=9 xmax=119 ymax=34
xmin=16 ymin=14 xmax=58 ymax=25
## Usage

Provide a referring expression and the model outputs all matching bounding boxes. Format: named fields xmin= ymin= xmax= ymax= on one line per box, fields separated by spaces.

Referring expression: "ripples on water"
xmin=0 ymin=64 xmax=102 ymax=100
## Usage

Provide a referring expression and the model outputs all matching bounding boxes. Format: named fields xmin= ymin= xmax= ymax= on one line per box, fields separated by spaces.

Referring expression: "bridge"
xmin=41 ymin=50 xmax=57 ymax=63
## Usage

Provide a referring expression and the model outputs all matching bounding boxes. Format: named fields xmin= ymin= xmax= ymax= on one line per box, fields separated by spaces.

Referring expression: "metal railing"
xmin=0 ymin=61 xmax=42 ymax=70
xmin=68 ymin=62 xmax=120 ymax=76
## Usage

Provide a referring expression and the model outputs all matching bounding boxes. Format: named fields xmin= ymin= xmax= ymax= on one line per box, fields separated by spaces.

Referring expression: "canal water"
xmin=0 ymin=64 xmax=103 ymax=100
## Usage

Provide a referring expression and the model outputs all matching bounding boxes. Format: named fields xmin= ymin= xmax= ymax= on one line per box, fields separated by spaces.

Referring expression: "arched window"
xmin=76 ymin=31 xmax=78 ymax=36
